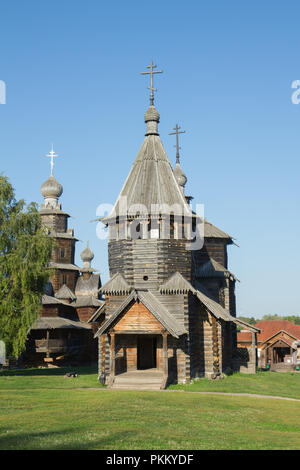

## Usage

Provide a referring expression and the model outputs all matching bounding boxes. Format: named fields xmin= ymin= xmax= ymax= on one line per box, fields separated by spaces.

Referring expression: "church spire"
xmin=80 ymin=241 xmax=94 ymax=270
xmin=169 ymin=124 xmax=185 ymax=164
xmin=169 ymin=124 xmax=187 ymax=194
xmin=40 ymin=145 xmax=63 ymax=209
xmin=141 ymin=61 xmax=163 ymax=136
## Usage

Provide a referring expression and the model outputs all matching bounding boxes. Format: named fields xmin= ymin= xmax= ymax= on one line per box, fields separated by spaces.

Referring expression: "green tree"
xmin=236 ymin=316 xmax=258 ymax=330
xmin=0 ymin=175 xmax=52 ymax=357
xmin=261 ymin=314 xmax=300 ymax=324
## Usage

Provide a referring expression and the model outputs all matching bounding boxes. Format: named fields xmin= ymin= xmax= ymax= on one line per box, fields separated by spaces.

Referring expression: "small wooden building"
xmin=237 ymin=320 xmax=300 ymax=371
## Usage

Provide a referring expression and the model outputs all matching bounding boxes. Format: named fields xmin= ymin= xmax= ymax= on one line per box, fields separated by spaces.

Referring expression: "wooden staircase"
xmin=110 ymin=369 xmax=164 ymax=390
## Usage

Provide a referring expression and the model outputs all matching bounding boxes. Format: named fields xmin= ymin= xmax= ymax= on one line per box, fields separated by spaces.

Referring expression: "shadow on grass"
xmin=0 ymin=428 xmax=70 ymax=450
xmin=0 ymin=427 xmax=136 ymax=450
xmin=0 ymin=365 xmax=98 ymax=377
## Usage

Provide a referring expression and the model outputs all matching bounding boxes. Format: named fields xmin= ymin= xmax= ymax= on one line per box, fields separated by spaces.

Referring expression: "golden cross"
xmin=141 ymin=60 xmax=163 ymax=105
xmin=169 ymin=124 xmax=185 ymax=164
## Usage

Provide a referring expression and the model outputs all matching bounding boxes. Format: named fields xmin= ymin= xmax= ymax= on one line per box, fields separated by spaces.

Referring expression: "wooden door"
xmin=137 ymin=336 xmax=157 ymax=369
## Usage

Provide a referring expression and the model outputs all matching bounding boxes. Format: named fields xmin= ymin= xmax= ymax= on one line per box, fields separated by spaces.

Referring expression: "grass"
xmin=0 ymin=365 xmax=101 ymax=390
xmin=169 ymin=370 xmax=300 ymax=400
xmin=1 ymin=367 xmax=300 ymax=450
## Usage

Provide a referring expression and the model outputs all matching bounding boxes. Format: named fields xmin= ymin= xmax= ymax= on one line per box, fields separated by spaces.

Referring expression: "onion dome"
xmin=80 ymin=241 xmax=94 ymax=269
xmin=40 ymin=175 xmax=63 ymax=199
xmin=144 ymin=105 xmax=160 ymax=123
xmin=174 ymin=163 xmax=187 ymax=192
xmin=40 ymin=175 xmax=63 ymax=210
xmin=144 ymin=105 xmax=160 ymax=136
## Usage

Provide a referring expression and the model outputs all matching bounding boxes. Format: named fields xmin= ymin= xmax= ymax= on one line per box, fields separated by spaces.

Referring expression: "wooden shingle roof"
xmin=41 ymin=294 xmax=72 ymax=307
xmin=95 ymin=289 xmax=187 ymax=338
xmin=202 ymin=219 xmax=233 ymax=240
xmin=101 ymin=106 xmax=193 ymax=222
xmin=30 ymin=317 xmax=92 ymax=331
xmin=55 ymin=284 xmax=76 ymax=301
xmin=196 ymin=258 xmax=238 ymax=281
xmin=159 ymin=272 xmax=194 ymax=294
xmin=49 ymin=262 xmax=80 ymax=271
xmin=75 ymin=274 xmax=101 ymax=297
xmin=99 ymin=273 xmax=132 ymax=295
xmin=74 ymin=296 xmax=104 ymax=308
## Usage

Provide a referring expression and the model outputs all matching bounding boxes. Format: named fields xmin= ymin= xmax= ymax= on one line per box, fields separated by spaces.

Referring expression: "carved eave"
xmin=159 ymin=272 xmax=194 ymax=294
xmin=99 ymin=273 xmax=132 ymax=295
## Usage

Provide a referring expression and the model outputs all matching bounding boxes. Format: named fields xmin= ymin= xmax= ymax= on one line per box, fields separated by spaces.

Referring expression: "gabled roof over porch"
xmin=265 ymin=337 xmax=295 ymax=349
xmin=94 ymin=289 xmax=187 ymax=339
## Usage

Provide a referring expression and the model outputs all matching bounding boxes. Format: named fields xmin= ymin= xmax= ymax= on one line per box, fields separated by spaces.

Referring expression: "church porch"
xmin=107 ymin=332 xmax=169 ymax=389
xmin=95 ymin=290 xmax=189 ymax=388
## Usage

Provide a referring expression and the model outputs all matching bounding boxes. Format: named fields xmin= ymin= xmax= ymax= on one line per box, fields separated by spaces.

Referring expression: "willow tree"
xmin=0 ymin=175 xmax=53 ymax=357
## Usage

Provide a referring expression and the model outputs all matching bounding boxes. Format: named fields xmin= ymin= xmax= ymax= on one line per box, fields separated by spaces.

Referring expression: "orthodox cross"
xmin=169 ymin=124 xmax=185 ymax=164
xmin=141 ymin=60 xmax=163 ymax=106
xmin=46 ymin=144 xmax=58 ymax=176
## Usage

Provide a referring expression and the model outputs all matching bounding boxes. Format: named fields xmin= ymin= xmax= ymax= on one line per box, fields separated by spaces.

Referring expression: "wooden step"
xmin=114 ymin=377 xmax=162 ymax=384
xmin=110 ymin=369 xmax=164 ymax=390
xmin=112 ymin=384 xmax=162 ymax=390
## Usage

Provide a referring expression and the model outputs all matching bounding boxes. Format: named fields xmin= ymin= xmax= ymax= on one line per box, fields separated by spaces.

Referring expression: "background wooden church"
xmin=94 ymin=63 xmax=259 ymax=389
xmin=23 ymin=150 xmax=104 ymax=367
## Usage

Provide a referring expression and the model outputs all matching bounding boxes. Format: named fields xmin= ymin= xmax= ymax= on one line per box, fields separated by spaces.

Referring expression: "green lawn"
xmin=169 ymin=370 xmax=300 ymax=400
xmin=1 ymin=367 xmax=300 ymax=450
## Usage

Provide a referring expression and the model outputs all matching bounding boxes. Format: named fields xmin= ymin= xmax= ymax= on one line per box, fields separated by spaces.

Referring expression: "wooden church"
xmin=23 ymin=149 xmax=104 ymax=367
xmin=94 ymin=62 xmax=259 ymax=389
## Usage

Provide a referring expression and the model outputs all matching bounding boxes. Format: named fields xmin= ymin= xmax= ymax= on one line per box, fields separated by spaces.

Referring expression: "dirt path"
xmin=82 ymin=387 xmax=300 ymax=402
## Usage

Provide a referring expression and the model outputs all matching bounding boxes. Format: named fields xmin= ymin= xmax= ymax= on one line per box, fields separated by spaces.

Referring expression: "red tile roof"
xmin=237 ymin=320 xmax=300 ymax=344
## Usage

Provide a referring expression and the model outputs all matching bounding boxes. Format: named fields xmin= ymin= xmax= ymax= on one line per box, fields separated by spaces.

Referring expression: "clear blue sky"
xmin=0 ymin=0 xmax=299 ymax=318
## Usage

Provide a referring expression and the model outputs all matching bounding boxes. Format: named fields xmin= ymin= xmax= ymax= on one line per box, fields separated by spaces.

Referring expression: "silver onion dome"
xmin=40 ymin=175 xmax=63 ymax=199
xmin=80 ymin=242 xmax=94 ymax=269
xmin=174 ymin=162 xmax=187 ymax=189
